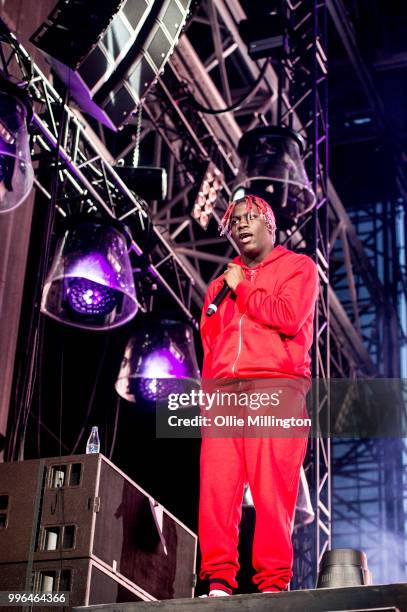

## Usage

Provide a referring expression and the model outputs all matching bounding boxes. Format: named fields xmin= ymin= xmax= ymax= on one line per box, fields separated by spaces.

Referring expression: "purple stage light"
xmin=138 ymin=378 xmax=190 ymax=402
xmin=67 ymin=278 xmax=117 ymax=316
xmin=41 ymin=221 xmax=138 ymax=330
xmin=115 ymin=321 xmax=201 ymax=404
xmin=138 ymin=347 xmax=189 ymax=402
xmin=0 ymin=83 xmax=34 ymax=214
xmin=68 ymin=252 xmax=125 ymax=288
xmin=141 ymin=348 xmax=188 ymax=379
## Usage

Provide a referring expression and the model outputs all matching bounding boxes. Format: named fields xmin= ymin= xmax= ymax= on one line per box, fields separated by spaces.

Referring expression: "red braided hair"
xmin=219 ymin=195 xmax=276 ymax=243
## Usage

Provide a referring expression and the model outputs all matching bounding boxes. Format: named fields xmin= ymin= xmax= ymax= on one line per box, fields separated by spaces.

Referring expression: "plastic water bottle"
xmin=86 ymin=426 xmax=100 ymax=454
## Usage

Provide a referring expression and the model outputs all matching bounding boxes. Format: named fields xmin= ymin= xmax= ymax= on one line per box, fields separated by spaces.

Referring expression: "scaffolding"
xmin=330 ymin=199 xmax=407 ymax=583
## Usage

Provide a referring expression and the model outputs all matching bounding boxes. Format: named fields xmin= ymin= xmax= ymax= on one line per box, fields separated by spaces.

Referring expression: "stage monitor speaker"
xmin=0 ymin=454 xmax=197 ymax=603
xmin=0 ymin=558 xmax=146 ymax=609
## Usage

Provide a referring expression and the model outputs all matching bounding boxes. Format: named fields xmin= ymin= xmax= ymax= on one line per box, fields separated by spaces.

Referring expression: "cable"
xmin=9 ymin=85 xmax=69 ymax=461
xmin=108 ymin=395 xmax=121 ymax=461
xmin=188 ymin=59 xmax=270 ymax=115
xmin=59 ymin=348 xmax=63 ymax=459
xmin=70 ymin=334 xmax=110 ymax=455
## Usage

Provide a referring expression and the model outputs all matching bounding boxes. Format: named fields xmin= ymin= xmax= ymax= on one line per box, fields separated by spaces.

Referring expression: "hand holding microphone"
xmin=206 ymin=263 xmax=245 ymax=317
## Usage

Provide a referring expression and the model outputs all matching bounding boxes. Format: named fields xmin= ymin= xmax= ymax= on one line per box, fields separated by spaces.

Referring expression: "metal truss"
xmin=327 ymin=0 xmax=407 ymax=200
xmin=330 ymin=196 xmax=407 ymax=583
xmin=329 ymin=194 xmax=404 ymax=375
xmin=327 ymin=0 xmax=407 ymax=579
xmin=332 ymin=438 xmax=407 ymax=584
xmin=2 ymin=0 xmax=405 ymax=589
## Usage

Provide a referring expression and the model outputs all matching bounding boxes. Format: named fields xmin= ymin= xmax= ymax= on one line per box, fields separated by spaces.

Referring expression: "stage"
xmin=74 ymin=583 xmax=407 ymax=612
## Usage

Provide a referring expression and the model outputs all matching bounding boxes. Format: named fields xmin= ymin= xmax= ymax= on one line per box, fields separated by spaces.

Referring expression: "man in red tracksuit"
xmin=199 ymin=194 xmax=319 ymax=597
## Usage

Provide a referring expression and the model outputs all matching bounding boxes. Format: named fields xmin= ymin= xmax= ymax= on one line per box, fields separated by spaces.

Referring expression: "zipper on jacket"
xmin=231 ymin=268 xmax=256 ymax=377
xmin=247 ymin=268 xmax=257 ymax=284
xmin=232 ymin=312 xmax=246 ymax=377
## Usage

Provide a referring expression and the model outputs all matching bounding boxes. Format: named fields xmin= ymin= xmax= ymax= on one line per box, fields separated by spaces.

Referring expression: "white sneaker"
xmin=199 ymin=589 xmax=230 ymax=599
xmin=209 ymin=589 xmax=231 ymax=597
xmin=199 ymin=589 xmax=231 ymax=598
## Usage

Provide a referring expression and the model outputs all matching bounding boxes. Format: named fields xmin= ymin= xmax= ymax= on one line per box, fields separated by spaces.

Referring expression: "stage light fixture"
xmin=316 ymin=549 xmax=372 ymax=588
xmin=239 ymin=11 xmax=289 ymax=60
xmin=115 ymin=319 xmax=200 ymax=403
xmin=191 ymin=162 xmax=223 ymax=230
xmin=0 ymin=78 xmax=33 ymax=214
xmin=232 ymin=126 xmax=315 ymax=228
xmin=41 ymin=219 xmax=138 ymax=330
xmin=114 ymin=165 xmax=167 ymax=202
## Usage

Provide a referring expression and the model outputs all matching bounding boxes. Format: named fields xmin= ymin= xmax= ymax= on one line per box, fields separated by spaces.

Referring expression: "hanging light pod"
xmin=0 ymin=77 xmax=34 ymax=214
xmin=115 ymin=319 xmax=200 ymax=403
xmin=41 ymin=219 xmax=138 ymax=330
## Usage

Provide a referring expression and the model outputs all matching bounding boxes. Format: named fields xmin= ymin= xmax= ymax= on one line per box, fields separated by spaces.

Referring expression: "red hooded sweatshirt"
xmin=200 ymin=245 xmax=319 ymax=380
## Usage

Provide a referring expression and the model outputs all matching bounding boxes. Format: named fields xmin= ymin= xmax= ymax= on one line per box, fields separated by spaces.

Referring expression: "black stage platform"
xmin=74 ymin=582 xmax=407 ymax=612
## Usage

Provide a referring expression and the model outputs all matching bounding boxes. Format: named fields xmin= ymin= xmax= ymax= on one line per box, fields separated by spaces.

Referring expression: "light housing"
xmin=316 ymin=549 xmax=372 ymax=588
xmin=233 ymin=126 xmax=315 ymax=227
xmin=239 ymin=11 xmax=289 ymax=61
xmin=115 ymin=319 xmax=200 ymax=403
xmin=0 ymin=78 xmax=34 ymax=214
xmin=41 ymin=219 xmax=138 ymax=330
xmin=114 ymin=165 xmax=167 ymax=203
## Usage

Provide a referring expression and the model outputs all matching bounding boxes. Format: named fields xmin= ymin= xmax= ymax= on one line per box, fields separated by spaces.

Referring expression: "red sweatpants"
xmin=199 ymin=435 xmax=308 ymax=592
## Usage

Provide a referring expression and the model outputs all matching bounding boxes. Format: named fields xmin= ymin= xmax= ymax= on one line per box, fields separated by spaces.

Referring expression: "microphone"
xmin=206 ymin=281 xmax=231 ymax=317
